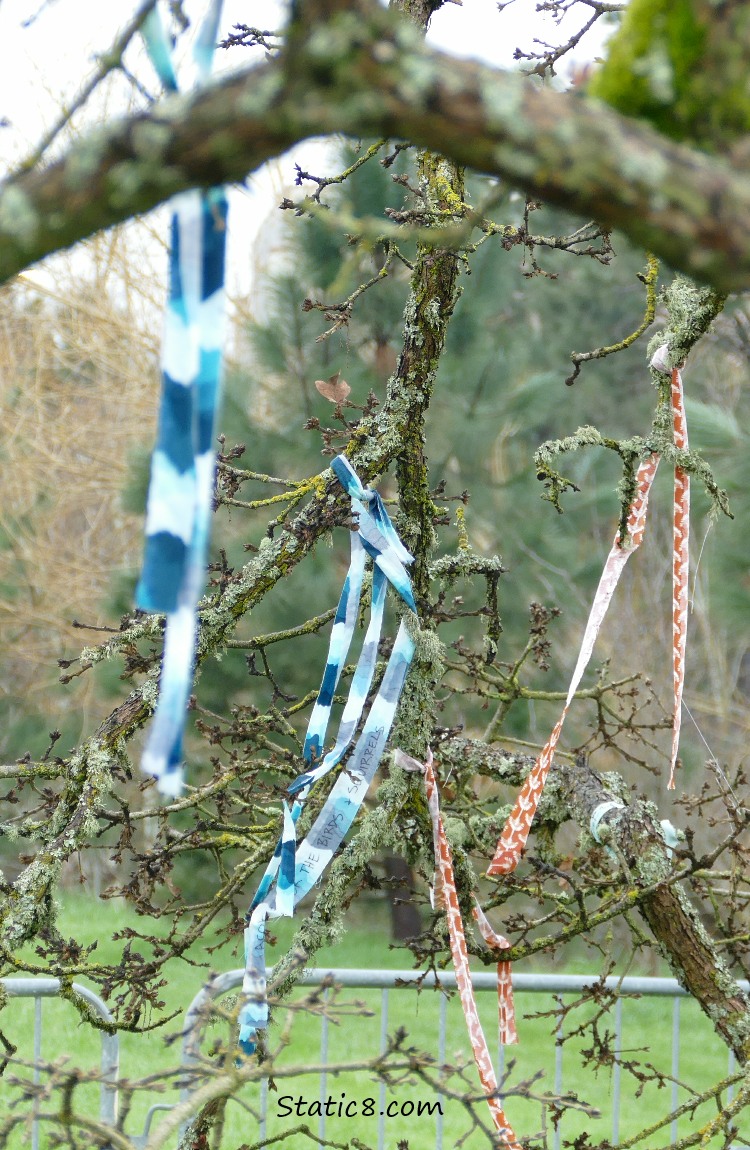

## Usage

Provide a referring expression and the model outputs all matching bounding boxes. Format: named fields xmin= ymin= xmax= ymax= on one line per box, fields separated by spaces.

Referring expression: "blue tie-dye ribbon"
xmin=136 ymin=1 xmax=226 ymax=796
xmin=137 ymin=8 xmax=415 ymax=1053
xmin=239 ymin=457 xmax=417 ymax=1055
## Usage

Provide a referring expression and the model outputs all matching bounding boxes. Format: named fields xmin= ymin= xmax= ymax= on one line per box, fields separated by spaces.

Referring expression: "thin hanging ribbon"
xmin=396 ymin=749 xmax=521 ymax=1150
xmin=239 ymin=456 xmax=417 ymax=1056
xmin=396 ymin=748 xmax=518 ymax=1045
xmin=136 ymin=1 xmax=227 ymax=796
xmin=488 ymin=449 xmax=659 ymax=875
xmin=488 ymin=346 xmax=690 ymax=875
xmin=670 ymin=364 xmax=689 ymax=790
xmin=473 ymin=900 xmax=518 ymax=1049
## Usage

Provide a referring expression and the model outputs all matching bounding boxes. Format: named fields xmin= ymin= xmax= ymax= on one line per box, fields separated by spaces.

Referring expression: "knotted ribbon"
xmin=239 ymin=456 xmax=417 ymax=1055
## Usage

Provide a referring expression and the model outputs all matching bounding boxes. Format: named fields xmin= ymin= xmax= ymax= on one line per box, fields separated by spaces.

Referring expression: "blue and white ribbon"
xmin=239 ymin=457 xmax=417 ymax=1055
xmin=136 ymin=1 xmax=227 ymax=796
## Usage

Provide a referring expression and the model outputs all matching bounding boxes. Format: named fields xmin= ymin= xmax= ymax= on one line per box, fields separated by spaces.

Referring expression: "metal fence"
xmin=1 ymin=977 xmax=119 ymax=1150
xmin=4 ymin=969 xmax=750 ymax=1149
xmin=183 ymin=969 xmax=750 ymax=1150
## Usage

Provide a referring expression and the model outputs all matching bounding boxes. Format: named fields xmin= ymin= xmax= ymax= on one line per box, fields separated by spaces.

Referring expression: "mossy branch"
xmin=439 ymin=738 xmax=750 ymax=1063
xmin=534 ymin=274 xmax=730 ymax=534
xmin=565 ymin=252 xmax=659 ymax=385
xmin=534 ymin=426 xmax=645 ymax=516
xmin=4 ymin=1 xmax=750 ymax=289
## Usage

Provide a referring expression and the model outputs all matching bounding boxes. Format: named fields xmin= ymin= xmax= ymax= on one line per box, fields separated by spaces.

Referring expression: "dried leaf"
xmin=314 ymin=372 xmax=351 ymax=404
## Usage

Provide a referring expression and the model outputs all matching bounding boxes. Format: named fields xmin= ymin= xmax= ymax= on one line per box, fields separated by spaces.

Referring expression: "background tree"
xmin=2 ymin=1 xmax=750 ymax=1148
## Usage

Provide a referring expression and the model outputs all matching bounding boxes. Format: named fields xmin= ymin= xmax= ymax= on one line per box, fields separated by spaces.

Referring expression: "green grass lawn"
xmin=1 ymin=890 xmax=746 ymax=1150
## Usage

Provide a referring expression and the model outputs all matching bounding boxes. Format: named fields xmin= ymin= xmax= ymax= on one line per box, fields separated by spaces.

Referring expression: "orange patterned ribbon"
xmin=489 ymin=351 xmax=691 ymax=872
xmin=395 ymin=358 xmax=690 ymax=1144
xmin=396 ymin=749 xmax=521 ymax=1149
xmin=488 ymin=452 xmax=660 ymax=876
xmin=473 ymin=900 xmax=518 ymax=1048
xmin=670 ymin=366 xmax=689 ymax=790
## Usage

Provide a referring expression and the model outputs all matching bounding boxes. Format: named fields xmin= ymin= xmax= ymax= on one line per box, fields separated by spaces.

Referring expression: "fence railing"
xmin=182 ymin=969 xmax=750 ymax=1150
xmin=4 ymin=970 xmax=750 ymax=1149
xmin=1 ymin=977 xmax=119 ymax=1150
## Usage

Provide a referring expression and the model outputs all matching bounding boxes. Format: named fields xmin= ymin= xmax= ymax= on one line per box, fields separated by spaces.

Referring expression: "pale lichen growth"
xmin=0 ymin=185 xmax=39 ymax=249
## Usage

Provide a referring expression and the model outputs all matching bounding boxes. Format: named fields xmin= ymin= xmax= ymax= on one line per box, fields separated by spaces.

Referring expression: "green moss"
xmin=589 ymin=0 xmax=707 ymax=136
xmin=590 ymin=0 xmax=750 ymax=147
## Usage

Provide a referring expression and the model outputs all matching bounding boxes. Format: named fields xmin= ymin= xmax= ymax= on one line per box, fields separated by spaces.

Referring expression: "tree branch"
xmin=440 ymin=737 xmax=750 ymax=1063
xmin=2 ymin=1 xmax=750 ymax=290
xmin=554 ymin=761 xmax=750 ymax=1064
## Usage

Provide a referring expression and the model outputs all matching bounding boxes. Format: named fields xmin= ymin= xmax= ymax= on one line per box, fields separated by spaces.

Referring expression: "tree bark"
xmin=381 ymin=854 xmax=422 ymax=942
xmin=2 ymin=0 xmax=750 ymax=289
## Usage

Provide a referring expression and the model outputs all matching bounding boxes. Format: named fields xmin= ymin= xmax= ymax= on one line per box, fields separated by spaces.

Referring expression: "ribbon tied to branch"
xmin=239 ymin=455 xmax=417 ymax=1056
